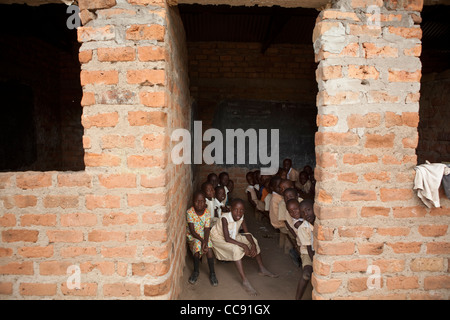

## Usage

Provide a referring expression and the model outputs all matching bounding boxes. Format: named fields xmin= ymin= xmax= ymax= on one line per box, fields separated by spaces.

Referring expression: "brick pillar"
xmin=313 ymin=0 xmax=448 ymax=299
xmin=78 ymin=0 xmax=191 ymax=299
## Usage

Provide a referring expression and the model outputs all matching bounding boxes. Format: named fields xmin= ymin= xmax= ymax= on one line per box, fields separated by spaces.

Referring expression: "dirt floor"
xmin=178 ymin=202 xmax=313 ymax=300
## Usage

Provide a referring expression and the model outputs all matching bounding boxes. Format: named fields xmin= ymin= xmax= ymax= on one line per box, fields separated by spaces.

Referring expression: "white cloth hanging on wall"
xmin=414 ymin=161 xmax=449 ymax=208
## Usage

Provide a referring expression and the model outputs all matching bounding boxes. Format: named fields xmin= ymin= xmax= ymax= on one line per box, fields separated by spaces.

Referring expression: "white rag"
xmin=414 ymin=161 xmax=448 ymax=208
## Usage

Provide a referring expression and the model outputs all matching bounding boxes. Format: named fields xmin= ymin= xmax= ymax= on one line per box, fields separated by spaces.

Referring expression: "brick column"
xmin=312 ymin=0 xmax=448 ymax=299
xmin=77 ymin=0 xmax=191 ymax=299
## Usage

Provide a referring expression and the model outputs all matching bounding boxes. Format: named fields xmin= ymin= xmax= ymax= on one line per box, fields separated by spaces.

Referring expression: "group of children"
xmin=185 ymin=159 xmax=316 ymax=299
xmin=245 ymin=158 xmax=316 ymax=300
xmin=186 ymin=171 xmax=278 ymax=296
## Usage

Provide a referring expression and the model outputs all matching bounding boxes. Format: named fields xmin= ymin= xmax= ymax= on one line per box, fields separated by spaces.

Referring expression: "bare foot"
xmin=242 ymin=279 xmax=258 ymax=296
xmin=258 ymin=267 xmax=279 ymax=278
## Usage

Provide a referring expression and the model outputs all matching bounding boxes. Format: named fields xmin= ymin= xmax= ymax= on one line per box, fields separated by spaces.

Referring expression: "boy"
xmin=270 ymin=179 xmax=294 ymax=231
xmin=296 ymin=199 xmax=315 ymax=300
xmin=218 ymin=172 xmax=230 ymax=204
xmin=283 ymin=158 xmax=299 ymax=183
xmin=207 ymin=173 xmax=219 ymax=189
xmin=215 ymin=185 xmax=230 ymax=216
xmin=246 ymin=171 xmax=265 ymax=212
xmin=295 ymin=171 xmax=314 ymax=200
xmin=268 ymin=176 xmax=283 ymax=230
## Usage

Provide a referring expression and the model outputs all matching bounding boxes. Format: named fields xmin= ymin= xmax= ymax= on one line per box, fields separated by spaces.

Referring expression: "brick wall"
xmin=0 ymin=0 xmax=191 ymax=299
xmin=417 ymin=69 xmax=450 ymax=164
xmin=188 ymin=41 xmax=317 ymax=197
xmin=312 ymin=0 xmax=449 ymax=299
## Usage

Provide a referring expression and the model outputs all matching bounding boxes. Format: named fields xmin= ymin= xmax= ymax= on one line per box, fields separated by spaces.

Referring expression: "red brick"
xmin=101 ymin=135 xmax=136 ymax=149
xmin=363 ymin=171 xmax=390 ymax=182
xmin=372 ymin=259 xmax=405 ymax=273
xmin=338 ymin=226 xmax=373 ymax=238
xmin=144 ymin=278 xmax=171 ymax=297
xmin=341 ymin=189 xmax=377 ymax=201
xmin=388 ymin=69 xmax=421 ymax=82
xmin=79 ymin=50 xmax=93 ymax=64
xmin=386 ymin=276 xmax=419 ymax=290
xmin=80 ymin=70 xmax=119 ymax=85
xmin=126 ymin=24 xmax=165 ymax=41
xmin=365 ymin=133 xmax=395 ymax=148
xmin=132 ymin=261 xmax=169 ymax=276
xmin=60 ymin=247 xmax=97 ymax=258
xmin=2 ymin=229 xmax=38 ymax=243
xmin=57 ymin=173 xmax=92 ymax=187
xmin=14 ymin=195 xmax=37 ymax=208
xmin=388 ymin=26 xmax=422 ymax=39
xmin=16 ymin=173 xmax=52 ymax=189
xmin=128 ymin=111 xmax=167 ymax=127
xmin=316 ymin=152 xmax=337 ymax=168
xmin=103 ymin=283 xmax=140 ymax=297
xmin=127 ymin=193 xmax=166 ymax=207
xmin=380 ymin=188 xmax=413 ymax=202
xmin=343 ymin=153 xmax=378 ymax=165
xmin=39 ymin=261 xmax=72 ymax=275
xmin=315 ymin=206 xmax=358 ymax=220
xmin=82 ymin=112 xmax=119 ymax=129
xmin=347 ymin=277 xmax=370 ymax=292
xmin=361 ymin=206 xmax=390 ymax=217
xmin=19 ymin=283 xmax=57 ymax=296
xmin=85 ymin=195 xmax=121 ymax=210
xmin=0 ymin=261 xmax=34 ymax=275
xmin=338 ymin=172 xmax=358 ymax=183
xmin=347 ymin=113 xmax=381 ymax=129
xmin=410 ymin=258 xmax=445 ymax=272
xmin=127 ymin=70 xmax=165 ymax=85
xmin=424 ymin=275 xmax=450 ymax=290
xmin=127 ymin=155 xmax=166 ymax=168
xmin=80 ymin=261 xmax=115 ymax=275
xmin=377 ymin=227 xmax=410 ymax=237
xmin=77 ymin=26 xmax=115 ymax=42
xmin=88 ymin=230 xmax=126 ymax=242
xmin=311 ymin=274 xmax=342 ymax=294
xmin=43 ymin=195 xmax=79 ymax=209
xmin=332 ymin=259 xmax=368 ymax=273
xmin=61 ymin=283 xmax=98 ymax=297
xmin=315 ymin=132 xmax=359 ymax=146
xmin=316 ymin=241 xmax=355 ymax=255
xmin=363 ymin=42 xmax=398 ymax=58
xmin=98 ymin=47 xmax=135 ymax=62
xmin=387 ymin=242 xmax=422 ymax=253
xmin=18 ymin=245 xmax=54 ymax=258
xmin=140 ymin=91 xmax=166 ymax=107
xmin=0 ymin=214 xmax=16 ymax=227
xmin=129 ymin=229 xmax=167 ymax=242
xmin=138 ymin=46 xmax=166 ymax=61
xmin=98 ymin=173 xmax=137 ymax=189
xmin=101 ymin=246 xmax=137 ymax=258
xmin=392 ymin=206 xmax=427 ymax=218
xmin=78 ymin=0 xmax=116 ymax=10
xmin=0 ymin=282 xmax=13 ymax=295
xmin=103 ymin=212 xmax=138 ymax=226
xmin=316 ymin=114 xmax=338 ymax=127
xmin=0 ymin=248 xmax=13 ymax=257
xmin=84 ymin=153 xmax=121 ymax=167
xmin=426 ymin=242 xmax=450 ymax=254
xmin=61 ymin=213 xmax=97 ymax=227
xmin=47 ymin=230 xmax=84 ymax=243
xmin=313 ymin=259 xmax=331 ymax=276
xmin=357 ymin=243 xmax=384 ymax=255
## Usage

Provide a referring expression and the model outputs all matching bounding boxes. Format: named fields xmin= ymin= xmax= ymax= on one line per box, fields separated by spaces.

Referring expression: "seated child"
xmin=268 ymin=176 xmax=283 ymax=230
xmin=246 ymin=171 xmax=265 ymax=212
xmin=210 ymin=198 xmax=278 ymax=296
xmin=201 ymin=182 xmax=220 ymax=226
xmin=295 ymin=171 xmax=314 ymax=200
xmin=283 ymin=158 xmax=299 ymax=183
xmin=270 ymin=178 xmax=293 ymax=231
xmin=215 ymin=185 xmax=230 ymax=216
xmin=186 ymin=191 xmax=218 ymax=286
xmin=253 ymin=170 xmax=262 ymax=199
xmin=295 ymin=199 xmax=315 ymax=300
xmin=226 ymin=179 xmax=234 ymax=203
xmin=218 ymin=172 xmax=230 ymax=204
xmin=207 ymin=173 xmax=219 ymax=189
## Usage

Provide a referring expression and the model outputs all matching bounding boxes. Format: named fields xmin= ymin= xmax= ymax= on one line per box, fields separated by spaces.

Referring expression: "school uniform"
xmin=287 ymin=168 xmax=299 ymax=183
xmin=295 ymin=180 xmax=312 ymax=194
xmin=269 ymin=192 xmax=284 ymax=229
xmin=246 ymin=185 xmax=265 ymax=211
xmin=206 ymin=197 xmax=221 ymax=227
xmin=210 ymin=211 xmax=261 ymax=261
xmin=298 ymin=220 xmax=314 ymax=267
xmin=278 ymin=197 xmax=303 ymax=238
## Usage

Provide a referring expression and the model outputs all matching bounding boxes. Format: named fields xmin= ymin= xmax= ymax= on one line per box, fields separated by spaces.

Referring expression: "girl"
xmin=186 ymin=191 xmax=218 ymax=286
xmin=210 ymin=198 xmax=278 ymax=296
